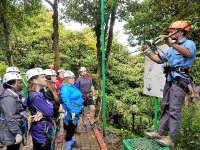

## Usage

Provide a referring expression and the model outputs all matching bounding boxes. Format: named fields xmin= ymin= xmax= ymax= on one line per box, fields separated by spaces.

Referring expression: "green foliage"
xmin=0 ymin=62 xmax=8 ymax=78
xmin=60 ymin=0 xmax=100 ymax=26
xmin=106 ymin=124 xmax=138 ymax=139
xmin=1 ymin=0 xmax=42 ymax=31
xmin=174 ymin=103 xmax=200 ymax=149
xmin=59 ymin=27 xmax=97 ymax=74
xmin=190 ymin=57 xmax=200 ymax=84
xmin=124 ymin=0 xmax=200 ymax=49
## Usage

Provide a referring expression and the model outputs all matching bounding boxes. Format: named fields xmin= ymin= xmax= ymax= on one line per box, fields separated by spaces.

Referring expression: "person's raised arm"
xmin=140 ymin=46 xmax=160 ymax=64
xmin=146 ymin=53 xmax=160 ymax=64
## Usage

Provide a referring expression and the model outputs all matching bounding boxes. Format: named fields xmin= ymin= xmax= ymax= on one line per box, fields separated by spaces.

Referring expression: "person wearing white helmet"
xmin=41 ymin=69 xmax=65 ymax=147
xmin=22 ymin=68 xmax=54 ymax=150
xmin=79 ymin=67 xmax=86 ymax=72
xmin=44 ymin=69 xmax=57 ymax=83
xmin=76 ymin=67 xmax=97 ymax=130
xmin=55 ymin=69 xmax=65 ymax=96
xmin=60 ymin=70 xmax=84 ymax=150
xmin=6 ymin=66 xmax=20 ymax=74
xmin=0 ymin=73 xmax=24 ymax=150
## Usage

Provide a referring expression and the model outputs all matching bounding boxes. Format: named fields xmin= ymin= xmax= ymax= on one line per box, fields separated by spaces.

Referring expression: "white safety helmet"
xmin=26 ymin=68 xmax=45 ymax=81
xmin=44 ymin=69 xmax=57 ymax=76
xmin=3 ymin=73 xmax=22 ymax=84
xmin=6 ymin=66 xmax=20 ymax=73
xmin=64 ymin=70 xmax=75 ymax=78
xmin=79 ymin=67 xmax=86 ymax=72
xmin=57 ymin=69 xmax=65 ymax=73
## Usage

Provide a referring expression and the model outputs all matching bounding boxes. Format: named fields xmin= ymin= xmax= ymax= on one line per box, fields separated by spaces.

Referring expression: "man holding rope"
xmin=140 ymin=20 xmax=196 ymax=148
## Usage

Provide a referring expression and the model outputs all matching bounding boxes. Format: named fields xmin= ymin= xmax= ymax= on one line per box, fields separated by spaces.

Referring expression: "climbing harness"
xmin=83 ymin=93 xmax=91 ymax=104
xmin=44 ymin=120 xmax=58 ymax=140
xmin=20 ymin=118 xmax=28 ymax=146
xmin=27 ymin=91 xmax=58 ymax=140
xmin=163 ymin=67 xmax=190 ymax=75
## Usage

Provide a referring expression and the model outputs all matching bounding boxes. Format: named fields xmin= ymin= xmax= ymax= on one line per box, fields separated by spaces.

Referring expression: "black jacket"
xmin=40 ymin=87 xmax=60 ymax=118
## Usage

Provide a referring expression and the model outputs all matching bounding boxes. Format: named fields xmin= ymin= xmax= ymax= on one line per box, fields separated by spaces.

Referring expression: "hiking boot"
xmin=91 ymin=123 xmax=98 ymax=128
xmin=56 ymin=135 xmax=62 ymax=143
xmin=145 ymin=131 xmax=163 ymax=139
xmin=71 ymin=141 xmax=80 ymax=148
xmin=83 ymin=124 xmax=87 ymax=131
xmin=0 ymin=143 xmax=3 ymax=148
xmin=157 ymin=136 xmax=174 ymax=148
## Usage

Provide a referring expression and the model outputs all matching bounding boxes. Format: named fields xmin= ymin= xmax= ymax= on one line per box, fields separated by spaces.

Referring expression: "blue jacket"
xmin=160 ymin=37 xmax=196 ymax=81
xmin=60 ymin=84 xmax=84 ymax=125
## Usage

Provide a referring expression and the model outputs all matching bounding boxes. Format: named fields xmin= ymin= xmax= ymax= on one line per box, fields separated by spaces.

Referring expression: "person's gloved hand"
xmin=139 ymin=45 xmax=151 ymax=55
xmin=93 ymin=95 xmax=96 ymax=100
xmin=33 ymin=111 xmax=43 ymax=121
xmin=59 ymin=111 xmax=67 ymax=119
xmin=71 ymin=113 xmax=75 ymax=120
xmin=159 ymin=35 xmax=176 ymax=47
xmin=15 ymin=134 xmax=22 ymax=144
xmin=139 ymin=45 xmax=148 ymax=52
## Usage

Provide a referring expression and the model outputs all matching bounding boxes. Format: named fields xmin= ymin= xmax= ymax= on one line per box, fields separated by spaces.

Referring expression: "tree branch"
xmin=44 ymin=0 xmax=54 ymax=8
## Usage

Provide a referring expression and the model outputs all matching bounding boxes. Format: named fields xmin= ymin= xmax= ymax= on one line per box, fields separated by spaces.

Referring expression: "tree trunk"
xmin=45 ymin=0 xmax=60 ymax=71
xmin=95 ymin=22 xmax=102 ymax=119
xmin=105 ymin=6 xmax=116 ymax=66
xmin=52 ymin=0 xmax=60 ymax=71
xmin=1 ymin=0 xmax=13 ymax=66
xmin=132 ymin=113 xmax=135 ymax=132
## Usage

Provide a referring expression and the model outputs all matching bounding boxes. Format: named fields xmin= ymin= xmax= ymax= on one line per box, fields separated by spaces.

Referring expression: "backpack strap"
xmin=27 ymin=91 xmax=37 ymax=107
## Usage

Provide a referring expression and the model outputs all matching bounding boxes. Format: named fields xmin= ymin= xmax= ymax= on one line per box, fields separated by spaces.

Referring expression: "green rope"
xmin=45 ymin=125 xmax=58 ymax=140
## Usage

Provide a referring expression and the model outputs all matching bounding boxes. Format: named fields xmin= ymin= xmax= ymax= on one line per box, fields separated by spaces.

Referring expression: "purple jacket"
xmin=23 ymin=91 xmax=53 ymax=143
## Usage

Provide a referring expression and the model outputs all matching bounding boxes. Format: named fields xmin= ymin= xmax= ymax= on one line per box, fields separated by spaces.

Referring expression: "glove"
xmin=15 ymin=134 xmax=22 ymax=144
xmin=159 ymin=35 xmax=176 ymax=47
xmin=33 ymin=111 xmax=43 ymax=121
xmin=71 ymin=113 xmax=75 ymax=120
xmin=139 ymin=45 xmax=151 ymax=55
xmin=139 ymin=45 xmax=148 ymax=52
xmin=93 ymin=95 xmax=96 ymax=100
xmin=59 ymin=111 xmax=67 ymax=119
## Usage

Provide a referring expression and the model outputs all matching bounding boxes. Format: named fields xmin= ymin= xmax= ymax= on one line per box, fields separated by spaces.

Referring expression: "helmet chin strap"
xmin=47 ymin=79 xmax=54 ymax=83
xmin=30 ymin=76 xmax=45 ymax=86
xmin=5 ymin=80 xmax=18 ymax=93
xmin=172 ymin=29 xmax=183 ymax=42
xmin=30 ymin=75 xmax=46 ymax=87
xmin=29 ymin=81 xmax=44 ymax=86
xmin=5 ymin=82 xmax=21 ymax=99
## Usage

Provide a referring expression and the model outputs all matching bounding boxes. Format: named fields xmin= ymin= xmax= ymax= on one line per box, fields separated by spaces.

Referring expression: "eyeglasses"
xmin=69 ymin=77 xmax=75 ymax=79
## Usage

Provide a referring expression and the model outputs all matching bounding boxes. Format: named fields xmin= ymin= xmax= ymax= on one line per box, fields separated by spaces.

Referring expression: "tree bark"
xmin=105 ymin=6 xmax=116 ymax=66
xmin=45 ymin=0 xmax=60 ymax=71
xmin=1 ymin=0 xmax=13 ymax=66
xmin=95 ymin=22 xmax=102 ymax=116
xmin=132 ymin=113 xmax=135 ymax=132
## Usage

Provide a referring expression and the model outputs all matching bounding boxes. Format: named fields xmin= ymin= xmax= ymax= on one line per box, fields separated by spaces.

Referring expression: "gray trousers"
xmin=158 ymin=78 xmax=188 ymax=140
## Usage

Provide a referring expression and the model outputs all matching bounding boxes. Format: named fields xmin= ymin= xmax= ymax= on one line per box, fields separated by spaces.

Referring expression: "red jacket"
xmin=55 ymin=78 xmax=64 ymax=95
